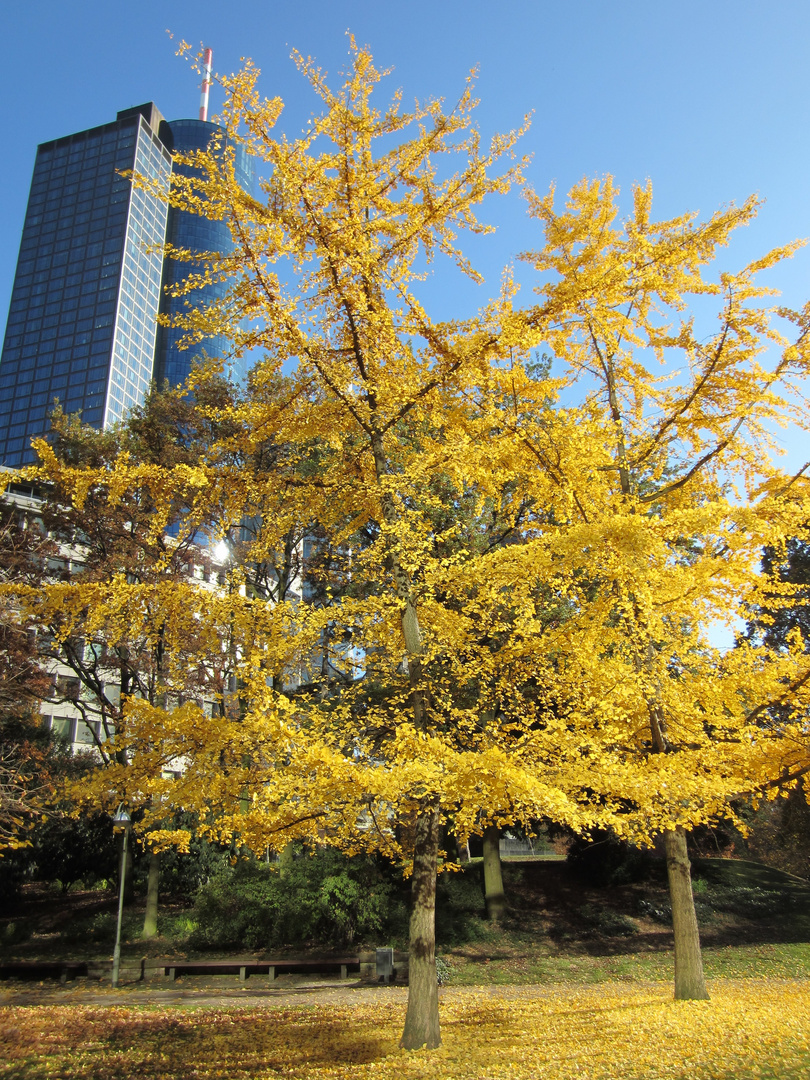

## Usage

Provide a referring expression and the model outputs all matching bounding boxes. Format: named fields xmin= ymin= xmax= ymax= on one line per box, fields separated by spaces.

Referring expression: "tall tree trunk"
xmin=664 ymin=827 xmax=708 ymax=1000
xmin=400 ymin=800 xmax=441 ymax=1050
xmin=279 ymin=841 xmax=295 ymax=878
xmin=370 ymin=428 xmax=442 ymax=1048
xmin=142 ymin=850 xmax=160 ymax=938
xmin=482 ymin=825 xmax=506 ymax=922
xmin=645 ymin=687 xmax=708 ymax=1000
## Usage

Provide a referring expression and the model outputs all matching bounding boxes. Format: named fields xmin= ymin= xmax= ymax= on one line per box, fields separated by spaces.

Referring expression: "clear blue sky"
xmin=3 ymin=0 xmax=809 ymax=458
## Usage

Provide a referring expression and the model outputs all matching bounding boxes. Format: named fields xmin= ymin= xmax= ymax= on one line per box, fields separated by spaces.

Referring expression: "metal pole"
xmin=111 ymin=826 xmax=129 ymax=988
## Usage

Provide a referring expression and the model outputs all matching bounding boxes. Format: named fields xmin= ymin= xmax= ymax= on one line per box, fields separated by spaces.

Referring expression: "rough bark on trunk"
xmin=142 ymin=850 xmax=160 ymax=938
xmin=482 ymin=825 xmax=506 ymax=922
xmin=399 ymin=801 xmax=441 ymax=1050
xmin=644 ymin=678 xmax=708 ymax=1000
xmin=664 ymin=826 xmax=709 ymax=1000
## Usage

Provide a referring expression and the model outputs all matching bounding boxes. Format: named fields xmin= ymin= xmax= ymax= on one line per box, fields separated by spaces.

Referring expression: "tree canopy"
xmin=4 ymin=38 xmax=810 ymax=1046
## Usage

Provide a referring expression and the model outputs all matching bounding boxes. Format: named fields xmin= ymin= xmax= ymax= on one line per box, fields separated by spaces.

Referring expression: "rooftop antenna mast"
xmin=198 ymin=47 xmax=213 ymax=121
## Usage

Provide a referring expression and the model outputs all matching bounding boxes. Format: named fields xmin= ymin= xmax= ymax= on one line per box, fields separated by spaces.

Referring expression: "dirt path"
xmin=0 ymin=976 xmax=412 ymax=1010
xmin=0 ymin=978 xmax=578 ymax=1011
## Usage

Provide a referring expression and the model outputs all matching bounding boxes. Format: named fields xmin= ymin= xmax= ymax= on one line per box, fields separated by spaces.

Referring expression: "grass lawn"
xmin=2 ymin=980 xmax=810 ymax=1078
xmin=441 ymin=940 xmax=810 ymax=986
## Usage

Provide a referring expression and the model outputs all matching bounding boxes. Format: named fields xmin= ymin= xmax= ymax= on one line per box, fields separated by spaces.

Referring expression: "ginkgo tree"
xmin=161 ymin=41 xmax=589 ymax=1049
xmin=91 ymin=40 xmax=610 ymax=1049
xmin=11 ymin=40 xmax=810 ymax=1052
xmin=474 ymin=175 xmax=810 ymax=998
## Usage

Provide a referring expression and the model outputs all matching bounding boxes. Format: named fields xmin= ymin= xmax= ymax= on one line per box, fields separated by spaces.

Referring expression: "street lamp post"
xmin=111 ymin=806 xmax=131 ymax=989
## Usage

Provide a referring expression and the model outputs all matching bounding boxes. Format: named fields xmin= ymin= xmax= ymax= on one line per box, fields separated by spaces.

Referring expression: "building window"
xmin=49 ymin=716 xmax=74 ymax=741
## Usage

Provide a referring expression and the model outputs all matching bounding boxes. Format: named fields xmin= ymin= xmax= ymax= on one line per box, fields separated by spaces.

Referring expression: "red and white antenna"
xmin=198 ymin=47 xmax=213 ymax=121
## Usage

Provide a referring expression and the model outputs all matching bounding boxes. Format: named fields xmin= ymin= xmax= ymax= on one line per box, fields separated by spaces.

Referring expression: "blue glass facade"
xmin=0 ymin=104 xmax=171 ymax=465
xmin=154 ymin=119 xmax=254 ymax=388
xmin=105 ymin=111 xmax=172 ymax=426
xmin=0 ymin=105 xmax=252 ymax=467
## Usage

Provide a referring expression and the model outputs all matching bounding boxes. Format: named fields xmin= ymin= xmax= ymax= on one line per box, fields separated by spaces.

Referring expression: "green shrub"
xmin=435 ymin=956 xmax=452 ymax=985
xmin=2 ymin=920 xmax=29 ymax=946
xmin=709 ymin=885 xmax=792 ymax=920
xmin=577 ymin=903 xmax=638 ymax=937
xmin=89 ymin=912 xmax=115 ymax=939
xmin=638 ymin=898 xmax=672 ymax=924
xmin=638 ymin=896 xmax=716 ymax=925
xmin=190 ymin=848 xmax=407 ymax=951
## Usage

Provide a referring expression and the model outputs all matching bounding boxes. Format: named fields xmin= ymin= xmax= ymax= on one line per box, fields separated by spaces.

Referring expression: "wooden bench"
xmin=0 ymin=960 xmax=89 ymax=984
xmin=153 ymin=957 xmax=362 ymax=984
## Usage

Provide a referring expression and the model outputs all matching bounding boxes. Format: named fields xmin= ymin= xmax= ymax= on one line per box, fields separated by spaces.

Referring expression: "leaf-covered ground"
xmin=2 ymin=980 xmax=809 ymax=1079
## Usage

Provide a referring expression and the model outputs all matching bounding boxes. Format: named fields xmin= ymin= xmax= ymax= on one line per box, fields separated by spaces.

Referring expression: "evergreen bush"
xmin=190 ymin=848 xmax=407 ymax=951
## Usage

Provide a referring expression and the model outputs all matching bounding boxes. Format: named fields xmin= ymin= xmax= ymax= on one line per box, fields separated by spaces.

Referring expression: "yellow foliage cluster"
xmin=3 ymin=980 xmax=810 ymax=1078
xmin=6 ymin=40 xmax=810 ymax=867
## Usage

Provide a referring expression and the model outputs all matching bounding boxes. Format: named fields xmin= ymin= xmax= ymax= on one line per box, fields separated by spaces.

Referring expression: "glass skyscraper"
xmin=0 ymin=103 xmax=252 ymax=467
xmin=155 ymin=119 xmax=253 ymax=389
